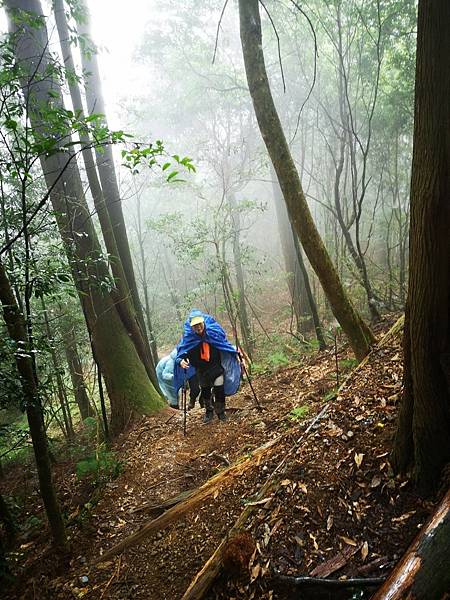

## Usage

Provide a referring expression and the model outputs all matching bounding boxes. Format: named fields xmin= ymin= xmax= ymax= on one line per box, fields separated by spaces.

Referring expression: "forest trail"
xmin=4 ymin=317 xmax=433 ymax=600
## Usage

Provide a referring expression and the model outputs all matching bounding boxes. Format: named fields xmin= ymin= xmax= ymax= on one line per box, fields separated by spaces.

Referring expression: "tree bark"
xmin=5 ymin=0 xmax=165 ymax=434
xmin=53 ymin=0 xmax=160 ymax=392
xmin=238 ymin=0 xmax=375 ymax=361
xmin=392 ymin=0 xmax=450 ymax=494
xmin=371 ymin=488 xmax=450 ymax=599
xmin=75 ymin=0 xmax=157 ymax=386
xmin=0 ymin=260 xmax=68 ymax=550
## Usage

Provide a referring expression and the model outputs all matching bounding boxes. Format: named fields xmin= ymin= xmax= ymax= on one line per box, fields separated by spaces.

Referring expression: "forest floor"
xmin=2 ymin=315 xmax=440 ymax=600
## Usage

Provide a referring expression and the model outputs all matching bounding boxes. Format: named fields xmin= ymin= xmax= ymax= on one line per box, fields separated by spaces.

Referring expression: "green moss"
xmin=94 ymin=306 xmax=166 ymax=421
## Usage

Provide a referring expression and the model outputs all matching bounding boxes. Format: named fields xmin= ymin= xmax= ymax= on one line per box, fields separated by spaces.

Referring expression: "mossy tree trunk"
xmin=0 ymin=261 xmax=68 ymax=550
xmin=53 ymin=0 xmax=160 ymax=393
xmin=392 ymin=0 xmax=450 ymax=495
xmin=75 ymin=0 xmax=158 ymax=387
xmin=238 ymin=0 xmax=374 ymax=361
xmin=5 ymin=0 xmax=165 ymax=434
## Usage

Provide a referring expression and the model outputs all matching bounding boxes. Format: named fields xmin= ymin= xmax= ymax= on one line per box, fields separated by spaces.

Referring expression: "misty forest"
xmin=0 ymin=0 xmax=449 ymax=599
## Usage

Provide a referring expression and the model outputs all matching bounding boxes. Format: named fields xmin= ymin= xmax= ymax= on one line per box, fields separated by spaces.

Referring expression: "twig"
xmin=212 ymin=0 xmax=230 ymax=64
xmin=275 ymin=574 xmax=385 ymax=588
xmin=100 ymin=555 xmax=121 ymax=599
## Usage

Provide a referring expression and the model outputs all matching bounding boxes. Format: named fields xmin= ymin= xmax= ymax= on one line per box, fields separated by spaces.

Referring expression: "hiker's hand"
xmin=180 ymin=358 xmax=190 ymax=369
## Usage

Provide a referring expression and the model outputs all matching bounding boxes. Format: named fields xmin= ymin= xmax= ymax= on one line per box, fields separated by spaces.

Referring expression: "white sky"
xmin=86 ymin=0 xmax=154 ymax=129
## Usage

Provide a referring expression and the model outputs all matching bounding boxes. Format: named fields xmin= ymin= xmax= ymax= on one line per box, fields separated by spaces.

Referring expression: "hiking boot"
xmin=203 ymin=411 xmax=214 ymax=424
xmin=217 ymin=412 xmax=227 ymax=422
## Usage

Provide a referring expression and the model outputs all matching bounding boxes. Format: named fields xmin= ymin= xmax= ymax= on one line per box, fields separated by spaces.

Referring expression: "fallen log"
xmin=130 ymin=488 xmax=196 ymax=514
xmin=93 ymin=435 xmax=281 ymax=564
xmin=371 ymin=487 xmax=450 ymax=600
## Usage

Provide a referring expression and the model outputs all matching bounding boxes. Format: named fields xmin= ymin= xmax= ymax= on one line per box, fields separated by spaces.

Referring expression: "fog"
xmin=0 ymin=0 xmax=416 ymax=356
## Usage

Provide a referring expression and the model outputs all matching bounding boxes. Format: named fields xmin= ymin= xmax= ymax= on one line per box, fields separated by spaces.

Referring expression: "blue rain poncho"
xmin=174 ymin=310 xmax=241 ymax=396
xmin=157 ymin=349 xmax=196 ymax=407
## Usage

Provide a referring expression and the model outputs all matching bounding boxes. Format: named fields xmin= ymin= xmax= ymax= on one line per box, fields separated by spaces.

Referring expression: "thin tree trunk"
xmin=228 ymin=191 xmax=253 ymax=358
xmin=0 ymin=260 xmax=68 ymax=550
xmin=64 ymin=325 xmax=93 ymax=420
xmin=238 ymin=0 xmax=374 ymax=361
xmin=41 ymin=299 xmax=74 ymax=440
xmin=271 ymin=168 xmax=312 ymax=333
xmin=292 ymin=228 xmax=327 ymax=350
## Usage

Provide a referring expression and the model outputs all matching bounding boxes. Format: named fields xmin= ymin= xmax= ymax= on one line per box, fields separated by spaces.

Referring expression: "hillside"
xmin=3 ymin=317 xmax=437 ymax=599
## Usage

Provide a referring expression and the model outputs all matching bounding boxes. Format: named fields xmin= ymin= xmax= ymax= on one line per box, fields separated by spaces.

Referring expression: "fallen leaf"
xmin=326 ymin=515 xmax=333 ymax=531
xmin=340 ymin=535 xmax=358 ymax=546
xmin=354 ymin=453 xmax=364 ymax=468
xmin=392 ymin=511 xmax=416 ymax=523
xmin=247 ymin=496 xmax=272 ymax=506
xmin=309 ymin=533 xmax=319 ymax=550
xmin=361 ymin=541 xmax=369 ymax=560
xmin=370 ymin=476 xmax=381 ymax=488
xmin=250 ymin=563 xmax=261 ymax=582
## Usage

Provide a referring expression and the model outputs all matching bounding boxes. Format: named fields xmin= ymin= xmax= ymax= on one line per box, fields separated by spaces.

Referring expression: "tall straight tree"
xmin=74 ymin=0 xmax=157 ymax=381
xmin=238 ymin=0 xmax=374 ymax=361
xmin=52 ymin=0 xmax=159 ymax=391
xmin=5 ymin=0 xmax=165 ymax=434
xmin=392 ymin=0 xmax=450 ymax=495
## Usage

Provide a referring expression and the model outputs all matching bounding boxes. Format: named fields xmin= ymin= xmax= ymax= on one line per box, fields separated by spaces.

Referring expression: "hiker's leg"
xmin=188 ymin=375 xmax=200 ymax=409
xmin=212 ymin=375 xmax=225 ymax=419
xmin=200 ymin=386 xmax=214 ymax=422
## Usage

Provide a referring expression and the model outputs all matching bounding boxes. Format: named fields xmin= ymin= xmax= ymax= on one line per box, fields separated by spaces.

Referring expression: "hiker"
xmin=156 ymin=349 xmax=200 ymax=409
xmin=175 ymin=310 xmax=241 ymax=423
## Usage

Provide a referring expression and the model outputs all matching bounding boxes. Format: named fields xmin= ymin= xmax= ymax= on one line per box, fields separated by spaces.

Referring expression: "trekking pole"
xmin=238 ymin=353 xmax=263 ymax=411
xmin=182 ymin=371 xmax=188 ymax=436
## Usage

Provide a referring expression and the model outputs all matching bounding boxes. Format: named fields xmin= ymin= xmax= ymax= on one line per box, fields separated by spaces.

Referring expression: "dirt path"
xmin=4 ymin=320 xmax=434 ymax=600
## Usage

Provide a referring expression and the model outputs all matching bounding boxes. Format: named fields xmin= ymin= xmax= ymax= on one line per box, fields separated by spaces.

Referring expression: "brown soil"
xmin=1 ymin=317 xmax=439 ymax=599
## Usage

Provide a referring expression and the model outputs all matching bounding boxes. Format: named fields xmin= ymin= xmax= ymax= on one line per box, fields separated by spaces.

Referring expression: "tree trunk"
xmin=41 ymin=300 xmax=75 ymax=441
xmin=75 ymin=0 xmax=157 ymax=384
xmin=392 ymin=0 xmax=450 ymax=494
xmin=292 ymin=228 xmax=327 ymax=350
xmin=228 ymin=191 xmax=253 ymax=358
xmin=0 ymin=260 xmax=67 ymax=550
xmin=64 ymin=326 xmax=93 ymax=421
xmin=5 ymin=0 xmax=165 ymax=434
xmin=53 ymin=0 xmax=159 ymax=391
xmin=238 ymin=0 xmax=374 ymax=361
xmin=271 ymin=168 xmax=313 ymax=333
xmin=0 ymin=492 xmax=16 ymax=543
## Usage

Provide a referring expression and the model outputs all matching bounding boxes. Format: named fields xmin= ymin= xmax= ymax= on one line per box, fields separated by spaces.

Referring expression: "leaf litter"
xmin=2 ymin=317 xmax=433 ymax=599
